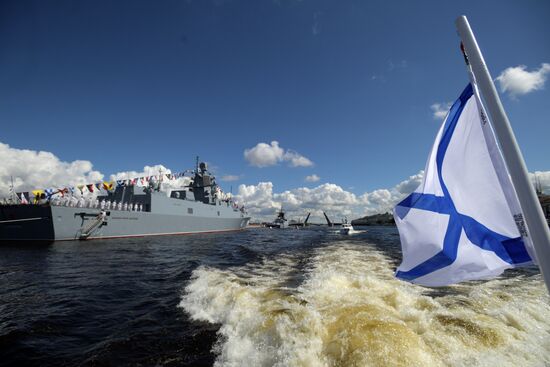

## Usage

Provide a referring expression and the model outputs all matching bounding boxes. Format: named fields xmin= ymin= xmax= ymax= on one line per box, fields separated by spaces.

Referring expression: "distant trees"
xmin=351 ymin=212 xmax=395 ymax=226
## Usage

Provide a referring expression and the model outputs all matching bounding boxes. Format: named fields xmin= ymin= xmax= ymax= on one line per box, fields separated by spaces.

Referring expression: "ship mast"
xmin=158 ymin=167 xmax=164 ymax=192
xmin=9 ymin=176 xmax=19 ymax=203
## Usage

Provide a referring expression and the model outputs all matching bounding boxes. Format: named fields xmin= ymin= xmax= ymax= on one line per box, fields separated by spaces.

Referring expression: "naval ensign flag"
xmin=393 ymin=82 xmax=535 ymax=286
xmin=393 ymin=15 xmax=550 ymax=289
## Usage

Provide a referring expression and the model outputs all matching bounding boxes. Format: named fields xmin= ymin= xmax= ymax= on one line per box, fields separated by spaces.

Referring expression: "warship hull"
xmin=0 ymin=194 xmax=249 ymax=241
xmin=1 ymin=159 xmax=250 ymax=241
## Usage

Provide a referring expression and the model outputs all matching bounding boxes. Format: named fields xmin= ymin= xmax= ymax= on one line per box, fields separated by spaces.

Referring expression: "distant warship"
xmin=0 ymin=159 xmax=250 ymax=241
xmin=263 ymin=209 xmax=287 ymax=229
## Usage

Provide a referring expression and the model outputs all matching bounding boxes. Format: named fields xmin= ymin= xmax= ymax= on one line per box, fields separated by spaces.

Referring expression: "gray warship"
xmin=263 ymin=209 xmax=287 ymax=229
xmin=0 ymin=160 xmax=250 ymax=241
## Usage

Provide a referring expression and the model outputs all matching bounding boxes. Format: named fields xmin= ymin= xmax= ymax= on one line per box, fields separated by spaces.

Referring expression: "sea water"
xmin=1 ymin=227 xmax=549 ymax=366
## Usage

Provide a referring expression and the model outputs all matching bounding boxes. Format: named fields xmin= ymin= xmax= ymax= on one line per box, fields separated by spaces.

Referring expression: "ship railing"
xmin=50 ymin=200 xmax=144 ymax=212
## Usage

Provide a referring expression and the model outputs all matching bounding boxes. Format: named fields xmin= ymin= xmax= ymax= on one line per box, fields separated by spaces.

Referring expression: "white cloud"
xmin=221 ymin=175 xmax=240 ymax=182
xmin=305 ymin=174 xmax=320 ymax=182
xmin=359 ymin=171 xmax=424 ymax=215
xmin=430 ymin=102 xmax=452 ymax=120
xmin=236 ymin=168 xmax=550 ymax=222
xmin=3 ymin=142 xmax=548 ymax=221
xmin=394 ymin=171 xmax=424 ymax=195
xmin=235 ymin=172 xmax=425 ymax=222
xmin=236 ymin=182 xmax=359 ymax=222
xmin=244 ymin=141 xmax=313 ymax=168
xmin=236 ymin=182 xmax=280 ymax=217
xmin=0 ymin=142 xmax=194 ymax=197
xmin=0 ymin=142 xmax=104 ymax=196
xmin=495 ymin=63 xmax=550 ymax=97
xmin=284 ymin=151 xmax=314 ymax=167
xmin=244 ymin=141 xmax=284 ymax=167
xmin=530 ymin=171 xmax=550 ymax=194
xmin=110 ymin=165 xmax=172 ymax=181
xmin=111 ymin=164 xmax=191 ymax=194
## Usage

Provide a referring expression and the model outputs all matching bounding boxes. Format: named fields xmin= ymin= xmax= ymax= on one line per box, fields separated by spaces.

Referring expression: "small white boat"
xmin=340 ymin=222 xmax=354 ymax=234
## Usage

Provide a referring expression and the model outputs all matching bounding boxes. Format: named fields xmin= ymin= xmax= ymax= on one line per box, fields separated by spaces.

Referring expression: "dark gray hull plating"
xmin=0 ymin=205 xmax=55 ymax=241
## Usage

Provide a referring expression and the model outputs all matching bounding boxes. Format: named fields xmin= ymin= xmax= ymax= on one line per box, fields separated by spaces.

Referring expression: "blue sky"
xmin=1 ymin=0 xmax=549 ymax=214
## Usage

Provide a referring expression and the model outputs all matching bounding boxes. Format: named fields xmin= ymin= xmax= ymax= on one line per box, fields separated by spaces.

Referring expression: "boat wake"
xmin=179 ymin=243 xmax=550 ymax=367
xmin=333 ymin=229 xmax=365 ymax=235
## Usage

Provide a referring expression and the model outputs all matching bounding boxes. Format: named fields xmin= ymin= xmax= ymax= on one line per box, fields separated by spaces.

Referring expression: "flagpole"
xmin=456 ymin=15 xmax=550 ymax=293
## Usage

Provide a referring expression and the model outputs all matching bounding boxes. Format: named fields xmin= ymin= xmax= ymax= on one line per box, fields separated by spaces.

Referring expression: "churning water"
xmin=1 ymin=227 xmax=549 ymax=366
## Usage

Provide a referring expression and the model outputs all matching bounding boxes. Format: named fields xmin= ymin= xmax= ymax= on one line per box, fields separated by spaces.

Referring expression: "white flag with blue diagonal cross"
xmin=393 ymin=83 xmax=536 ymax=286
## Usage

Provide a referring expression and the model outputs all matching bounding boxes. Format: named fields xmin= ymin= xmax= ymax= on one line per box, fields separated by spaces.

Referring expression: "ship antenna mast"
xmin=158 ymin=167 xmax=164 ymax=191
xmin=9 ymin=176 xmax=19 ymax=203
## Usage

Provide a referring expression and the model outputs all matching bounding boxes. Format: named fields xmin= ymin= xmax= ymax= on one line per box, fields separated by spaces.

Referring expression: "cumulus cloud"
xmin=495 ymin=63 xmax=550 ymax=97
xmin=3 ymin=142 xmax=548 ymax=221
xmin=110 ymin=165 xmax=172 ymax=181
xmin=0 ymin=142 xmax=104 ymax=196
xmin=284 ymin=151 xmax=314 ymax=167
xmin=305 ymin=174 xmax=320 ymax=182
xmin=111 ymin=164 xmax=191 ymax=194
xmin=236 ymin=168 xmax=550 ymax=223
xmin=236 ymin=182 xmax=280 ymax=217
xmin=430 ymin=102 xmax=452 ymax=120
xmin=244 ymin=141 xmax=313 ymax=168
xmin=359 ymin=171 xmax=424 ymax=215
xmin=530 ymin=171 xmax=550 ymax=194
xmin=235 ymin=171 xmax=425 ymax=222
xmin=236 ymin=182 xmax=358 ymax=221
xmin=0 ymin=142 xmax=194 ymax=197
xmin=244 ymin=141 xmax=284 ymax=167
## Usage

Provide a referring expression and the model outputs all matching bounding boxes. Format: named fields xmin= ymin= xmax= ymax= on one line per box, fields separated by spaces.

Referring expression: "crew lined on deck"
xmin=3 ymin=169 xmax=246 ymax=212
xmin=49 ymin=196 xmax=144 ymax=211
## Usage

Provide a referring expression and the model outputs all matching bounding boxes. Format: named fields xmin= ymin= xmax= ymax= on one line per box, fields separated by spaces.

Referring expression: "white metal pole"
xmin=456 ymin=15 xmax=550 ymax=294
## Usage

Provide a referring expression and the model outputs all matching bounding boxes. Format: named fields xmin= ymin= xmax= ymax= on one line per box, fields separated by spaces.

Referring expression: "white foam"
xmin=179 ymin=243 xmax=550 ymax=366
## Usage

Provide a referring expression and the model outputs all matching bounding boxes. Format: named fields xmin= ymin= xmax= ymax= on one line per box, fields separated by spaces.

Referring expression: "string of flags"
xmin=13 ymin=172 xmax=189 ymax=204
